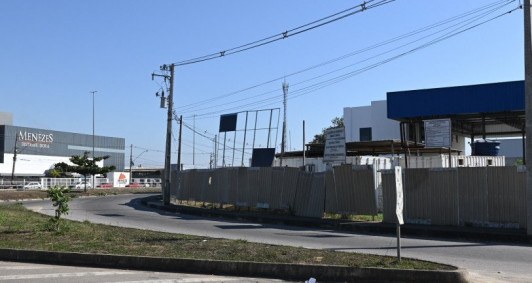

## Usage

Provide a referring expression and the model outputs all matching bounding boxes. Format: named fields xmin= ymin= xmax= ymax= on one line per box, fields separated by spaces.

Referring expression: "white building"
xmin=343 ymin=100 xmax=400 ymax=143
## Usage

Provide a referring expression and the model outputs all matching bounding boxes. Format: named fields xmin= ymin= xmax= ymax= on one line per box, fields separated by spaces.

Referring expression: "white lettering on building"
xmin=18 ymin=131 xmax=54 ymax=148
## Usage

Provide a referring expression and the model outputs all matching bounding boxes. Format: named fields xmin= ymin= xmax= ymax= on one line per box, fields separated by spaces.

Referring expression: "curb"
xmin=0 ymin=249 xmax=470 ymax=283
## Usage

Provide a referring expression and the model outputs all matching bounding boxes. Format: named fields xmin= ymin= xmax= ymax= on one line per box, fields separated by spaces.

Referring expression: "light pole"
xmin=129 ymin=144 xmax=148 ymax=181
xmin=90 ymin=90 xmax=98 ymax=188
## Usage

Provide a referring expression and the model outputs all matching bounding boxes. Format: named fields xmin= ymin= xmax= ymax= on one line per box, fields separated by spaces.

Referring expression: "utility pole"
xmin=90 ymin=90 xmax=97 ymax=189
xmin=281 ymin=81 xmax=289 ymax=166
xmin=178 ymin=115 xmax=183 ymax=172
xmin=524 ymin=0 xmax=532 ymax=237
xmin=214 ymin=134 xmax=218 ymax=168
xmin=129 ymin=144 xmax=133 ymax=180
xmin=11 ymin=135 xmax=18 ymax=183
xmin=303 ymin=120 xmax=306 ymax=168
xmin=193 ymin=114 xmax=196 ymax=166
xmin=153 ymin=64 xmax=174 ymax=206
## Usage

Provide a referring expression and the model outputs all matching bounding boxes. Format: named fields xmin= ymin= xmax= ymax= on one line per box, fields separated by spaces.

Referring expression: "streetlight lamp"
xmin=129 ymin=145 xmax=148 ymax=182
xmin=90 ymin=90 xmax=98 ymax=188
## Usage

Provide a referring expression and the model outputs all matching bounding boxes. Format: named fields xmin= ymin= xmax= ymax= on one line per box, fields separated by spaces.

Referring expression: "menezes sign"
xmin=18 ymin=131 xmax=54 ymax=149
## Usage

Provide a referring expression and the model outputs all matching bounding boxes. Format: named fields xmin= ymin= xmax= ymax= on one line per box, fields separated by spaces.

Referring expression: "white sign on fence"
xmin=424 ymin=118 xmax=451 ymax=148
xmin=395 ymin=166 xmax=404 ymax=225
xmin=323 ymin=127 xmax=346 ymax=163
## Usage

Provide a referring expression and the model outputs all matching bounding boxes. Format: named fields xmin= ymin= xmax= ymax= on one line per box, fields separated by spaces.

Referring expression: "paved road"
xmin=0 ymin=261 xmax=287 ymax=283
xmin=24 ymin=194 xmax=532 ymax=283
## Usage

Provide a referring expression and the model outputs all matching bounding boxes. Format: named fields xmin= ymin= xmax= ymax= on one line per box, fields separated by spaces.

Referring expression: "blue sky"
xmin=0 ymin=0 xmax=523 ymax=168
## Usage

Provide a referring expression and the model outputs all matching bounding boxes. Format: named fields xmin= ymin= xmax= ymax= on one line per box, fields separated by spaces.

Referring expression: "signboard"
xmin=251 ymin=148 xmax=276 ymax=167
xmin=219 ymin=113 xmax=238 ymax=132
xmin=108 ymin=172 xmax=130 ymax=188
xmin=424 ymin=118 xmax=451 ymax=148
xmin=395 ymin=166 xmax=404 ymax=225
xmin=323 ymin=127 xmax=346 ymax=163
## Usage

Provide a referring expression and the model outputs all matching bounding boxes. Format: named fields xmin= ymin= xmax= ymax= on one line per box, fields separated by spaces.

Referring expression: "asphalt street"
xmin=23 ymin=194 xmax=532 ymax=283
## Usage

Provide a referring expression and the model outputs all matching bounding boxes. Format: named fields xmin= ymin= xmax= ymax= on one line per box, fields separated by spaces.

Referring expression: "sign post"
xmin=395 ymin=166 xmax=404 ymax=261
xmin=323 ymin=127 xmax=346 ymax=165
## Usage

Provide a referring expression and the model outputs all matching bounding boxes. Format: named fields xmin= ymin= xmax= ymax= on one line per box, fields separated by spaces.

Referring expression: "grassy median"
xmin=0 ymin=203 xmax=453 ymax=270
xmin=0 ymin=188 xmax=161 ymax=201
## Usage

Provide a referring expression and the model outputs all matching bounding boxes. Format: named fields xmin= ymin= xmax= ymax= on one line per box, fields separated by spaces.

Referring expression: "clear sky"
xmin=0 ymin=0 xmax=524 ymax=169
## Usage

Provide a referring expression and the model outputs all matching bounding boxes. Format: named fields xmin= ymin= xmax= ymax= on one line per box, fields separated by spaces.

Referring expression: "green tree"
xmin=47 ymin=185 xmax=71 ymax=232
xmin=53 ymin=151 xmax=116 ymax=192
xmin=311 ymin=117 xmax=344 ymax=144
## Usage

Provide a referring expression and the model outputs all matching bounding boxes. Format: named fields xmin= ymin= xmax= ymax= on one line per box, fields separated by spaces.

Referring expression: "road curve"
xmin=24 ymin=194 xmax=532 ymax=283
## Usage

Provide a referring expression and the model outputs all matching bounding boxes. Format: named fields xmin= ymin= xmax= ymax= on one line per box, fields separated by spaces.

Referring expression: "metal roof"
xmin=387 ymin=80 xmax=524 ymax=120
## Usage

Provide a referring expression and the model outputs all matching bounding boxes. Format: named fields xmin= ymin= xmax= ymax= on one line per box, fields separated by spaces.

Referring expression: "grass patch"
xmin=0 ymin=188 xmax=161 ymax=201
xmin=324 ymin=213 xmax=384 ymax=222
xmin=0 ymin=203 xmax=453 ymax=270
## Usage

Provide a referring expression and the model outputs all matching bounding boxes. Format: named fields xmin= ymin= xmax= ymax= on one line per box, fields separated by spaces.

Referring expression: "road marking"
xmin=109 ymin=278 xmax=242 ymax=283
xmin=0 ymin=271 xmax=137 ymax=280
xmin=0 ymin=265 xmax=53 ymax=270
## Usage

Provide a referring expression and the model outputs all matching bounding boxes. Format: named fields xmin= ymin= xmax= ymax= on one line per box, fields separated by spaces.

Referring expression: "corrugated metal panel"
xmin=256 ymin=167 xmax=273 ymax=208
xmin=307 ymin=172 xmax=326 ymax=218
xmin=330 ymin=165 xmax=377 ymax=215
xmin=236 ymin=168 xmax=251 ymax=207
xmin=404 ymin=168 xmax=431 ymax=223
xmin=226 ymin=167 xmax=239 ymax=204
xmin=487 ymin=166 xmax=525 ymax=228
xmin=246 ymin=168 xmax=261 ymax=207
xmin=458 ymin=168 xmax=488 ymax=226
xmin=352 ymin=166 xmax=378 ymax=215
xmin=269 ymin=168 xmax=287 ymax=209
xmin=516 ymin=170 xmax=527 ymax=229
xmin=294 ymin=171 xmax=313 ymax=217
xmin=324 ymin=170 xmax=338 ymax=212
xmin=170 ymin=170 xmax=179 ymax=202
xmin=280 ymin=168 xmax=300 ymax=210
xmin=387 ymin=80 xmax=524 ymax=119
xmin=294 ymin=172 xmax=324 ymax=218
xmin=332 ymin=165 xmax=351 ymax=213
xmin=381 ymin=170 xmax=397 ymax=224
xmin=429 ymin=168 xmax=459 ymax=226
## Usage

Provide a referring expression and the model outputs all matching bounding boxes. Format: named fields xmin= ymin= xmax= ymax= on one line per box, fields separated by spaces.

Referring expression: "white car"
xmin=23 ymin=182 xmax=42 ymax=190
xmin=69 ymin=181 xmax=92 ymax=190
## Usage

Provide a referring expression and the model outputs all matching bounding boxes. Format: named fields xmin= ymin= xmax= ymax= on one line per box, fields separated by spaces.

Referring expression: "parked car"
xmin=23 ymin=182 xmax=42 ymax=190
xmin=69 ymin=181 xmax=92 ymax=190
xmin=97 ymin=183 xmax=113 ymax=188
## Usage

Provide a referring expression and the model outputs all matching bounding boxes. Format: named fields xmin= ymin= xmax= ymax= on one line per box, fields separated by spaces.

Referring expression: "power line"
xmin=175 ymin=0 xmax=513 ymax=116
xmin=170 ymin=0 xmax=395 ymax=67
xmin=180 ymin=1 xmax=518 ymax=119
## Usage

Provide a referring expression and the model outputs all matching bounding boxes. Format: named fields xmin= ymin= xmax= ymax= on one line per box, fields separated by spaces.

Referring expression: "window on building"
xmin=360 ymin=127 xmax=372 ymax=141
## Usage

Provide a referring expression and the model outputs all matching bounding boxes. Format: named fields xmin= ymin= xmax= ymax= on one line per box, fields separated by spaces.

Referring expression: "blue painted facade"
xmin=387 ymin=81 xmax=524 ymax=120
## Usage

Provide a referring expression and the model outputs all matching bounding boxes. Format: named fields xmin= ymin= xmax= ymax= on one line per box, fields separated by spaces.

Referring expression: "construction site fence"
xmin=382 ymin=166 xmax=527 ymax=229
xmin=170 ymin=165 xmax=379 ymax=218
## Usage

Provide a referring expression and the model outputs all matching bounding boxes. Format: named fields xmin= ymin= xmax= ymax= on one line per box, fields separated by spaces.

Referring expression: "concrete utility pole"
xmin=524 ymin=0 xmax=532 ymax=237
xmin=281 ymin=81 xmax=289 ymax=166
xmin=178 ymin=115 xmax=183 ymax=172
xmin=11 ymin=135 xmax=18 ymax=183
xmin=129 ymin=144 xmax=133 ymax=179
xmin=152 ymin=65 xmax=174 ymax=205
xmin=90 ymin=90 xmax=97 ymax=188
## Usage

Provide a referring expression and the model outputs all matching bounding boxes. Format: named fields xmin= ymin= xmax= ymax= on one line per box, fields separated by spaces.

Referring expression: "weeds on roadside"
xmin=46 ymin=186 xmax=71 ymax=232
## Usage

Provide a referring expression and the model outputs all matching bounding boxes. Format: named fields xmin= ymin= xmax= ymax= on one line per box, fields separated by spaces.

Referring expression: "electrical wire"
xmin=170 ymin=0 xmax=395 ymax=67
xmin=180 ymin=1 xmax=519 ymax=119
xmin=174 ymin=0 xmax=512 ymax=114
